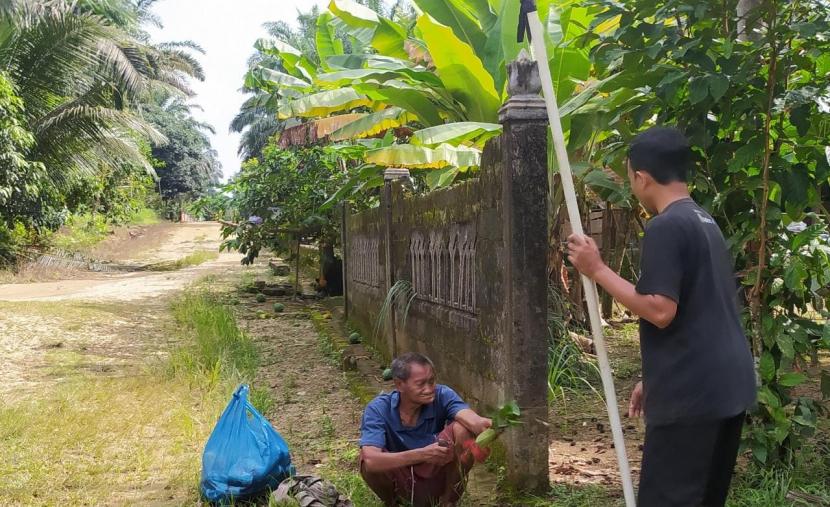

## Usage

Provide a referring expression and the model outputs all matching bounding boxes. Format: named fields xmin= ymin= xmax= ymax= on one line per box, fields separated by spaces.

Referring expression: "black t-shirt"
xmin=636 ymin=198 xmax=756 ymax=425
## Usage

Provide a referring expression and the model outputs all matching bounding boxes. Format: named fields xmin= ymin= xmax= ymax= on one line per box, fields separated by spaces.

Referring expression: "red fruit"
xmin=463 ymin=439 xmax=490 ymax=463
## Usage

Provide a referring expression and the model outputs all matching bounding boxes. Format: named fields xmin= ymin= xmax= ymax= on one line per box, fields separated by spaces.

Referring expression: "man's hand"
xmin=567 ymin=234 xmax=606 ymax=279
xmin=469 ymin=416 xmax=492 ymax=436
xmin=454 ymin=409 xmax=493 ymax=437
xmin=418 ymin=442 xmax=454 ymax=466
xmin=628 ymin=381 xmax=644 ymax=418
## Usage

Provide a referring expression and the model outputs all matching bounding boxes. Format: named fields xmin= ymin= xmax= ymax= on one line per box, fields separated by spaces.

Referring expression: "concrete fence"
xmin=343 ymin=54 xmax=550 ymax=492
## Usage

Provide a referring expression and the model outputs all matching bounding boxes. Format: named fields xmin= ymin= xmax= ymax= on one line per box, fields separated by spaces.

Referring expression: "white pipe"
xmin=525 ymin=10 xmax=637 ymax=507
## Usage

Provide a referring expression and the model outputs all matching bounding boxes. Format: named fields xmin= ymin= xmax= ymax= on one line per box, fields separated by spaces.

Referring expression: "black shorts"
xmin=638 ymin=413 xmax=745 ymax=507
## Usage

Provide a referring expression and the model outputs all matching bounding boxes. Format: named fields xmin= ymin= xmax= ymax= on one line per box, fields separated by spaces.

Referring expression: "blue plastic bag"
xmin=200 ymin=384 xmax=295 ymax=503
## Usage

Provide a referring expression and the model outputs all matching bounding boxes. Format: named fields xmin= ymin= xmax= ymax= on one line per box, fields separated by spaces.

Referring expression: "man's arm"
xmin=568 ymin=234 xmax=677 ymax=329
xmin=453 ymin=408 xmax=492 ymax=436
xmin=361 ymin=444 xmax=452 ymax=473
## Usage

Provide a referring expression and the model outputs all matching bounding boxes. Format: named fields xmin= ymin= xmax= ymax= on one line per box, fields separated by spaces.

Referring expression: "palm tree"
xmin=0 ymin=3 xmax=164 ymax=187
xmin=0 ymin=0 xmax=211 ymax=193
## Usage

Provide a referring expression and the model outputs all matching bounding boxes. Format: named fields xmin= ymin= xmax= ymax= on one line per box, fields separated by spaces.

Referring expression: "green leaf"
xmin=416 ymin=13 xmax=500 ymax=122
xmin=707 ymin=73 xmax=729 ymax=101
xmin=688 ymin=76 xmax=709 ymax=105
xmin=316 ymin=67 xmax=443 ymax=89
xmin=792 ymin=415 xmax=816 ymax=428
xmin=499 ymin=0 xmax=522 ymax=78
xmin=821 ymin=370 xmax=830 ymax=400
xmin=751 ymin=441 xmax=768 ymax=464
xmin=757 ymin=386 xmax=780 ymax=408
xmin=582 ymin=169 xmax=629 ymax=205
xmin=365 ymin=143 xmax=481 ymax=169
xmin=355 ymin=82 xmax=445 ymax=126
xmin=790 ymin=103 xmax=811 ymax=137
xmin=412 ymin=0 xmax=487 ymax=57
xmin=329 ymin=1 xmax=408 ymax=59
xmin=254 ymin=38 xmax=317 ymax=81
xmin=317 ymin=12 xmax=344 ymax=69
xmin=784 ymin=257 xmax=808 ymax=291
xmin=550 ymin=48 xmax=592 ymax=103
xmin=560 ymin=74 xmax=616 ymax=117
xmin=728 ymin=138 xmax=764 ymax=173
xmin=279 ymin=88 xmax=372 ymax=119
xmin=329 ymin=0 xmax=379 ymax=29
xmin=778 ymin=372 xmax=807 ymax=387
xmin=424 ymin=166 xmax=459 ymax=189
xmin=331 ymin=15 xmax=374 ymax=48
xmin=411 ymin=122 xmax=502 ymax=147
xmin=250 ymin=66 xmax=310 ymax=89
xmin=568 ymin=114 xmax=595 ymax=151
xmin=373 ymin=18 xmax=408 ymax=59
xmin=759 ymin=351 xmax=775 ymax=382
xmin=320 ymin=164 xmax=381 ymax=210
xmin=329 ymin=107 xmax=415 ymax=141
xmin=472 ymin=0 xmax=510 ymax=94
xmin=792 ymin=224 xmax=825 ymax=250
xmin=776 ymin=334 xmax=795 ymax=359
xmin=459 ymin=0 xmax=497 ymax=31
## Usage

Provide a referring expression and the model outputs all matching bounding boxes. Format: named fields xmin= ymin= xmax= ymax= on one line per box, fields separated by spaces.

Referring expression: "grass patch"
xmin=0 ymin=374 xmax=225 ymax=505
xmin=49 ymin=213 xmax=111 ymax=252
xmin=127 ymin=207 xmax=160 ymax=225
xmin=168 ymin=290 xmax=259 ymax=386
xmin=0 ymin=285 xmax=275 ymax=505
xmin=146 ymin=250 xmax=219 ymax=271
xmin=311 ymin=438 xmax=384 ymax=507
xmin=47 ymin=209 xmax=159 ymax=253
xmin=728 ymin=441 xmax=830 ymax=506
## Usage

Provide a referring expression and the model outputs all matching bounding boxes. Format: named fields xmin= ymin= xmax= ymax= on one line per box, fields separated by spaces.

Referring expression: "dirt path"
xmin=0 ymin=223 xmax=385 ymax=506
xmin=0 ymin=222 xmax=238 ymax=302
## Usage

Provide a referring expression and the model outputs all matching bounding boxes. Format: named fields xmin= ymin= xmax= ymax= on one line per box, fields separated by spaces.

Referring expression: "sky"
xmin=147 ymin=0 xmax=329 ymax=182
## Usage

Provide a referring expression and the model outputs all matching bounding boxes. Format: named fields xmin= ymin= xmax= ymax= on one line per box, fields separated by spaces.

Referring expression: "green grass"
xmin=48 ymin=208 xmax=160 ymax=253
xmin=128 ymin=207 xmax=159 ymax=225
xmin=49 ymin=212 xmax=110 ymax=251
xmin=514 ymin=483 xmax=623 ymax=506
xmin=0 ymin=285 xmax=276 ymax=505
xmin=728 ymin=441 xmax=830 ymax=506
xmin=0 ymin=375 xmax=223 ymax=505
xmin=168 ymin=290 xmax=259 ymax=386
xmin=147 ymin=250 xmax=219 ymax=271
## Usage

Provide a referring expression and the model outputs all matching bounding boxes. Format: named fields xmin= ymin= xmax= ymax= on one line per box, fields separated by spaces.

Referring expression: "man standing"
xmin=358 ymin=352 xmax=491 ymax=506
xmin=567 ymin=127 xmax=756 ymax=506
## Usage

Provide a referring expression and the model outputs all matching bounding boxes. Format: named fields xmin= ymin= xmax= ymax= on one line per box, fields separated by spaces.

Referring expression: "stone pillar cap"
xmin=383 ymin=167 xmax=411 ymax=181
xmin=499 ymin=50 xmax=547 ymax=122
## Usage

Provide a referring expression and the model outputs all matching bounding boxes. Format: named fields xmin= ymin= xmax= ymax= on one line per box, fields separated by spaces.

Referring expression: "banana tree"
xmin=241 ymin=0 xmax=614 ymax=194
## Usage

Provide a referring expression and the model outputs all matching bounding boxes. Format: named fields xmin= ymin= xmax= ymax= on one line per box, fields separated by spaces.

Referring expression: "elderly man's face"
xmin=396 ymin=363 xmax=436 ymax=405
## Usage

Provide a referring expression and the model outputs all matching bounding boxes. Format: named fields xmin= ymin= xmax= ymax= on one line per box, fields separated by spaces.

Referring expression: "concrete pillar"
xmin=499 ymin=49 xmax=550 ymax=493
xmin=381 ymin=168 xmax=411 ymax=359
xmin=341 ymin=202 xmax=349 ymax=321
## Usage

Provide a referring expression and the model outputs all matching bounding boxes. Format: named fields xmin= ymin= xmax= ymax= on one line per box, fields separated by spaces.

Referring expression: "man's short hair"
xmin=391 ymin=352 xmax=434 ymax=381
xmin=628 ymin=127 xmax=692 ymax=184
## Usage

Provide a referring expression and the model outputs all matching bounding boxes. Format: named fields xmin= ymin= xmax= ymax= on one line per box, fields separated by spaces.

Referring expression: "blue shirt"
xmin=359 ymin=385 xmax=469 ymax=452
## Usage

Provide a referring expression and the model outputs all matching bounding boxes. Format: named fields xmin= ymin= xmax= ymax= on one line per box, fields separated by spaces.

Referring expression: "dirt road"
xmin=0 ymin=222 xmax=241 ymax=302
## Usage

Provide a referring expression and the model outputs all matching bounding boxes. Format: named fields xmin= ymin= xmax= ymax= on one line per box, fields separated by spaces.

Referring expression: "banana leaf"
xmin=411 ymin=121 xmax=501 ymax=147
xmin=329 ymin=107 xmax=416 ymax=141
xmin=365 ymin=143 xmax=481 ymax=169
xmin=415 ymin=13 xmax=500 ymax=123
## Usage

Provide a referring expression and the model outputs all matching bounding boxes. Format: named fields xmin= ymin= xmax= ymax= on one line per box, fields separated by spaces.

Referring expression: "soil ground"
xmin=4 ymin=222 xmax=823 ymax=506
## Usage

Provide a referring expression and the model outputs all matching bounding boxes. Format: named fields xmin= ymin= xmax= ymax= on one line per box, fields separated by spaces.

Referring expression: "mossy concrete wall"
xmin=344 ymin=55 xmax=550 ymax=493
